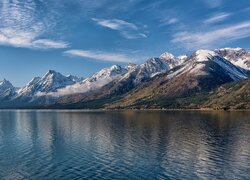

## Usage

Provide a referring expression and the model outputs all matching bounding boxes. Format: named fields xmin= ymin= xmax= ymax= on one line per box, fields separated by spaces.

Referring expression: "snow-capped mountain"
xmin=160 ymin=52 xmax=186 ymax=69
xmin=119 ymin=58 xmax=170 ymax=86
xmin=0 ymin=79 xmax=16 ymax=100
xmin=0 ymin=79 xmax=15 ymax=94
xmin=167 ymin=49 xmax=248 ymax=80
xmin=215 ymin=48 xmax=250 ymax=71
xmin=16 ymin=70 xmax=81 ymax=98
xmin=177 ymin=55 xmax=188 ymax=61
xmin=137 ymin=58 xmax=170 ymax=78
xmin=91 ymin=57 xmax=179 ymax=97
xmin=55 ymin=65 xmax=128 ymax=96
xmin=106 ymin=50 xmax=250 ymax=109
xmin=125 ymin=63 xmax=138 ymax=71
xmin=0 ymin=47 xmax=249 ymax=109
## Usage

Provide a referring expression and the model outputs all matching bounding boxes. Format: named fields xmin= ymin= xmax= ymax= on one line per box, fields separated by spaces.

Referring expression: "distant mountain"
xmin=215 ymin=48 xmax=250 ymax=71
xmin=160 ymin=52 xmax=187 ymax=69
xmin=55 ymin=65 xmax=128 ymax=96
xmin=54 ymin=57 xmax=182 ymax=107
xmin=17 ymin=70 xmax=78 ymax=96
xmin=0 ymin=79 xmax=15 ymax=94
xmin=122 ymin=58 xmax=171 ymax=84
xmin=0 ymin=79 xmax=16 ymax=100
xmin=53 ymin=58 xmax=173 ymax=108
xmin=106 ymin=49 xmax=249 ymax=109
xmin=0 ymin=71 xmax=83 ymax=107
xmin=0 ymin=47 xmax=250 ymax=110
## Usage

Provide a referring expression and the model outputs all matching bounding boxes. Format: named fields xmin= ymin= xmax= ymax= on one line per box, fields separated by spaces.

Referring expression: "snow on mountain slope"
xmin=160 ymin=52 xmax=186 ymax=69
xmin=160 ymin=52 xmax=175 ymax=60
xmin=177 ymin=55 xmax=188 ymax=61
xmin=119 ymin=58 xmax=170 ymax=85
xmin=125 ymin=63 xmax=138 ymax=71
xmin=52 ymin=55 xmax=185 ymax=96
xmin=0 ymin=79 xmax=14 ymax=94
xmin=119 ymin=53 xmax=187 ymax=85
xmin=167 ymin=49 xmax=248 ymax=80
xmin=196 ymin=50 xmax=248 ymax=80
xmin=215 ymin=48 xmax=250 ymax=71
xmin=17 ymin=70 xmax=81 ymax=97
xmin=195 ymin=50 xmax=217 ymax=62
xmin=139 ymin=58 xmax=170 ymax=77
xmin=55 ymin=65 xmax=128 ymax=96
xmin=0 ymin=79 xmax=17 ymax=100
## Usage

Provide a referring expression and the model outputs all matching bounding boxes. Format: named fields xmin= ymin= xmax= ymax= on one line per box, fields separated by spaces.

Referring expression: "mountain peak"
xmin=215 ymin=48 xmax=250 ymax=71
xmin=0 ymin=79 xmax=14 ymax=94
xmin=46 ymin=70 xmax=59 ymax=75
xmin=0 ymin=79 xmax=13 ymax=86
xmin=160 ymin=52 xmax=175 ymax=60
xmin=125 ymin=63 xmax=138 ymax=71
xmin=42 ymin=70 xmax=67 ymax=81
xmin=141 ymin=58 xmax=170 ymax=77
xmin=27 ymin=77 xmax=41 ymax=86
xmin=110 ymin=65 xmax=121 ymax=71
xmin=194 ymin=50 xmax=218 ymax=62
xmin=160 ymin=52 xmax=185 ymax=69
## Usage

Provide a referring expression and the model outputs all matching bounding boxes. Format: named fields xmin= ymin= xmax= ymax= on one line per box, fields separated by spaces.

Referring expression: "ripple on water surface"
xmin=0 ymin=110 xmax=249 ymax=179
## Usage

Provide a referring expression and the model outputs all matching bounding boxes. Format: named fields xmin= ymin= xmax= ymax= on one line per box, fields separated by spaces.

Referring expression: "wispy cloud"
xmin=172 ymin=21 xmax=250 ymax=49
xmin=202 ymin=0 xmax=223 ymax=8
xmin=92 ymin=18 xmax=147 ymax=39
xmin=65 ymin=49 xmax=131 ymax=62
xmin=0 ymin=28 xmax=69 ymax=49
xmin=0 ymin=0 xmax=68 ymax=49
xmin=160 ymin=18 xmax=179 ymax=26
xmin=204 ymin=12 xmax=231 ymax=24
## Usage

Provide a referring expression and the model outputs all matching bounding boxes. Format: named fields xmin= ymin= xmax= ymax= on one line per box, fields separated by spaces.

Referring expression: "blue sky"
xmin=0 ymin=0 xmax=250 ymax=86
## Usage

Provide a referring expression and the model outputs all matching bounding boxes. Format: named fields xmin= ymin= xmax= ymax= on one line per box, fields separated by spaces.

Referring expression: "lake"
xmin=0 ymin=110 xmax=249 ymax=179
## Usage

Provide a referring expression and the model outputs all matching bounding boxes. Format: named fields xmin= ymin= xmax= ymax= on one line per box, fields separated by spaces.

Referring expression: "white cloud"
xmin=32 ymin=39 xmax=69 ymax=49
xmin=0 ymin=28 xmax=69 ymax=49
xmin=92 ymin=18 xmax=147 ymax=39
xmin=0 ymin=0 xmax=68 ymax=49
xmin=161 ymin=18 xmax=179 ymax=26
xmin=172 ymin=21 xmax=250 ymax=49
xmin=92 ymin=18 xmax=138 ymax=30
xmin=65 ymin=49 xmax=131 ymax=62
xmin=204 ymin=12 xmax=231 ymax=24
xmin=203 ymin=0 xmax=223 ymax=8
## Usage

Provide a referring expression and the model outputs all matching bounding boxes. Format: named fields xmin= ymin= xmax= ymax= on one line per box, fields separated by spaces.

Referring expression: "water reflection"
xmin=0 ymin=110 xmax=249 ymax=179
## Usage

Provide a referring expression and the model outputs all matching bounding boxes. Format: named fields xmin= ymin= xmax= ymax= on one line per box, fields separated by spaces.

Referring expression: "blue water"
xmin=0 ymin=110 xmax=249 ymax=179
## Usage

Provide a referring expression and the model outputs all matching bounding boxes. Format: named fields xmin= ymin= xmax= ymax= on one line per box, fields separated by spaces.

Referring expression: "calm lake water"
xmin=0 ymin=110 xmax=249 ymax=179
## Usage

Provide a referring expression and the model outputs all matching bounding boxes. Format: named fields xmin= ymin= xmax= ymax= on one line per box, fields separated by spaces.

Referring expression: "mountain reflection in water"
xmin=0 ymin=110 xmax=249 ymax=179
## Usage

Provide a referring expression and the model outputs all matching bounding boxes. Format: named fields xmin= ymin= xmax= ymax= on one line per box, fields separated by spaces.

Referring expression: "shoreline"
xmin=0 ymin=108 xmax=249 ymax=112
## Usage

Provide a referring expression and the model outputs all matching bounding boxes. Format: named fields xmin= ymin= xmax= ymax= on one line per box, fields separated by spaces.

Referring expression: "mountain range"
xmin=1 ymin=48 xmax=250 ymax=110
